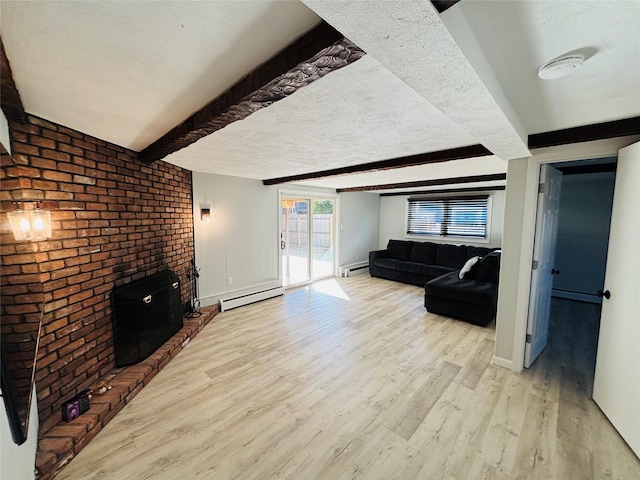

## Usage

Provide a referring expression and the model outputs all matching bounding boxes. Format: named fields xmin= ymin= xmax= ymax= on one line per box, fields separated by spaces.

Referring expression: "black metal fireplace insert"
xmin=112 ymin=270 xmax=183 ymax=367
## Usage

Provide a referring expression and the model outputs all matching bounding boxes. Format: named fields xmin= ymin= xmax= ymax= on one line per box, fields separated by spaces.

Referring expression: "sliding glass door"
xmin=280 ymin=196 xmax=335 ymax=287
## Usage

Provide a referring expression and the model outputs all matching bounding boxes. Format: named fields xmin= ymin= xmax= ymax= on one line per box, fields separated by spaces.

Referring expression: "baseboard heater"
xmin=219 ymin=284 xmax=284 ymax=312
xmin=340 ymin=261 xmax=369 ymax=277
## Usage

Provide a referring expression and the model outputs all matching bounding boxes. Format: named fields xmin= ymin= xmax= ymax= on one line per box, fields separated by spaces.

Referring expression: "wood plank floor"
xmin=57 ymin=276 xmax=640 ymax=480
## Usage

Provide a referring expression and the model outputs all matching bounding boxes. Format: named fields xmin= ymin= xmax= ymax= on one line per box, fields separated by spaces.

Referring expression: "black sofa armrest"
xmin=369 ymin=249 xmax=390 ymax=279
xmin=369 ymin=249 xmax=389 ymax=263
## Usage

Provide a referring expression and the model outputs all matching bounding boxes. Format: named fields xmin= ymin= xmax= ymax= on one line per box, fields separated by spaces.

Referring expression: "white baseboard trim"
xmin=492 ymin=355 xmax=522 ymax=372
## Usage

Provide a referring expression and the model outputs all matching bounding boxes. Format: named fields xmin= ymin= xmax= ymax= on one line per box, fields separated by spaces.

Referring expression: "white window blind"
xmin=407 ymin=196 xmax=489 ymax=238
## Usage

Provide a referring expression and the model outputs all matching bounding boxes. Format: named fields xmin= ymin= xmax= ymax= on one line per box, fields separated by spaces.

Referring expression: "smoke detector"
xmin=538 ymin=55 xmax=584 ymax=80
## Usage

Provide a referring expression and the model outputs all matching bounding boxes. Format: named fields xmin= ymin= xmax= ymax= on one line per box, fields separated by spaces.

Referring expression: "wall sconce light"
xmin=200 ymin=206 xmax=211 ymax=222
xmin=6 ymin=204 xmax=52 ymax=242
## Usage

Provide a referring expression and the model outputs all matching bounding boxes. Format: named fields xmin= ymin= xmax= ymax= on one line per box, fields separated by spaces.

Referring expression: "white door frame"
xmin=277 ymin=189 xmax=340 ymax=287
xmin=494 ymin=136 xmax=640 ymax=372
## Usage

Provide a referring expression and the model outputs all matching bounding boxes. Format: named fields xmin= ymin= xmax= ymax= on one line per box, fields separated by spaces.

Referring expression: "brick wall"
xmin=0 ymin=115 xmax=195 ymax=433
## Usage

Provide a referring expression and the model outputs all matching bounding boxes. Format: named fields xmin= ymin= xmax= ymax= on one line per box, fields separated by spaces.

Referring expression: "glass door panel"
xmin=311 ymin=199 xmax=335 ymax=279
xmin=281 ymin=198 xmax=310 ymax=286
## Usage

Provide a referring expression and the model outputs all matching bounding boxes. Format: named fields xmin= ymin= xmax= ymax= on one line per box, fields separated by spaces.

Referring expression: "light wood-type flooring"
xmin=57 ymin=275 xmax=639 ymax=479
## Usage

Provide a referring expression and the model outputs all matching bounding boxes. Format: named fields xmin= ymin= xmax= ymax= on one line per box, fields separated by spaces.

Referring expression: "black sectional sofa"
xmin=369 ymin=239 xmax=501 ymax=326
xmin=369 ymin=239 xmax=495 ymax=287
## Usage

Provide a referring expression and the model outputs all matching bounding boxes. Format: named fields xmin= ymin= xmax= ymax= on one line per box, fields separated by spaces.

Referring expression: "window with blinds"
xmin=407 ymin=195 xmax=489 ymax=238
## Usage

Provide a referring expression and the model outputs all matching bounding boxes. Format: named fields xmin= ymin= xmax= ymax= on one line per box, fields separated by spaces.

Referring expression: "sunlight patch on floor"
xmin=312 ymin=278 xmax=350 ymax=300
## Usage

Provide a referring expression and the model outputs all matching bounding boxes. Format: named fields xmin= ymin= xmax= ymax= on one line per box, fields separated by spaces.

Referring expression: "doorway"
xmin=496 ymin=139 xmax=640 ymax=458
xmin=280 ymin=195 xmax=336 ymax=287
xmin=524 ymin=157 xmax=617 ymax=368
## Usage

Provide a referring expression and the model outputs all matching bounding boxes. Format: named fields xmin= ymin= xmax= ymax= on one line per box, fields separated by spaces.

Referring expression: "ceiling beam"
xmin=528 ymin=117 xmax=640 ymax=149
xmin=139 ymin=22 xmax=363 ymax=163
xmin=380 ymin=185 xmax=505 ymax=197
xmin=0 ymin=36 xmax=27 ymax=122
xmin=336 ymin=173 xmax=507 ymax=193
xmin=262 ymin=144 xmax=490 ymax=185
xmin=431 ymin=1 xmax=462 ymax=14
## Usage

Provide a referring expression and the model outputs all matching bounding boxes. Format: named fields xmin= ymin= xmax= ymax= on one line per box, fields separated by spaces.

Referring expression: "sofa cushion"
xmin=396 ymin=261 xmax=425 ymax=274
xmin=387 ymin=240 xmax=414 ymax=261
xmin=435 ymin=244 xmax=467 ymax=268
xmin=468 ymin=251 xmax=501 ymax=283
xmin=374 ymin=258 xmax=398 ymax=269
xmin=422 ymin=265 xmax=456 ymax=278
xmin=459 ymin=256 xmax=480 ymax=279
xmin=426 ymin=271 xmax=497 ymax=306
xmin=466 ymin=246 xmax=495 ymax=260
xmin=410 ymin=241 xmax=437 ymax=264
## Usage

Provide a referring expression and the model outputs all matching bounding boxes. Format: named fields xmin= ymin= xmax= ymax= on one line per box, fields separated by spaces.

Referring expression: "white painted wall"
xmin=493 ymin=157 xmax=538 ymax=370
xmin=1 ymin=109 xmax=11 ymax=154
xmin=553 ymin=171 xmax=616 ymax=302
xmin=0 ymin=386 xmax=38 ymax=480
xmin=193 ymin=173 xmax=375 ymax=305
xmin=193 ymin=173 xmax=279 ymax=307
xmin=378 ymin=190 xmax=505 ymax=249
xmin=338 ymin=192 xmax=380 ymax=266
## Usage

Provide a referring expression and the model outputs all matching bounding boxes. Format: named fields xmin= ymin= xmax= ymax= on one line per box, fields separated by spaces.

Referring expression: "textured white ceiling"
xmin=163 ymin=55 xmax=478 ymax=178
xmin=0 ymin=0 xmax=321 ymax=150
xmin=1 ymin=1 xmax=638 ymax=192
xmin=301 ymin=0 xmax=530 ymax=161
xmin=453 ymin=0 xmax=640 ymax=135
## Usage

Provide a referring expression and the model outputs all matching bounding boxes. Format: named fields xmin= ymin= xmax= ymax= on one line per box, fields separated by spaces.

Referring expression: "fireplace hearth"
xmin=112 ymin=270 xmax=184 ymax=367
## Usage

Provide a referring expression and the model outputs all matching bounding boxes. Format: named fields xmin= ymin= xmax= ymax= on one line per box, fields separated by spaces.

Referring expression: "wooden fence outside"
xmin=282 ymin=213 xmax=333 ymax=248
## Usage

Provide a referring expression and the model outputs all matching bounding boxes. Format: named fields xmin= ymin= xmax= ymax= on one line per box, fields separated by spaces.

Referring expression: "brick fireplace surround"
xmin=1 ymin=115 xmax=218 ymax=479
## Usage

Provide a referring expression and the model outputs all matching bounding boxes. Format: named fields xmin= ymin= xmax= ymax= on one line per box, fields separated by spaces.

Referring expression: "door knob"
xmin=551 ymin=269 xmax=560 ymax=275
xmin=596 ymin=290 xmax=611 ymax=299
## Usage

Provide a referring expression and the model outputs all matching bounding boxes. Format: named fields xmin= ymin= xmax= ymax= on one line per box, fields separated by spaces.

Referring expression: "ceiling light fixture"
xmin=538 ymin=54 xmax=584 ymax=80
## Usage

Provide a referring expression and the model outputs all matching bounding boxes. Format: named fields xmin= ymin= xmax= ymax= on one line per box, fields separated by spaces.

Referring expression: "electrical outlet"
xmin=227 ymin=276 xmax=233 ymax=286
xmin=356 ymin=253 xmax=360 ymax=260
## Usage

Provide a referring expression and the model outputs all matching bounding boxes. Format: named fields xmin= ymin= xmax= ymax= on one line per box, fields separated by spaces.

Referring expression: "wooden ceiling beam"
xmin=528 ymin=117 xmax=640 ymax=149
xmin=336 ymin=173 xmax=506 ymax=193
xmin=380 ymin=185 xmax=505 ymax=197
xmin=139 ymin=22 xmax=363 ymax=163
xmin=0 ymin=36 xmax=27 ymax=122
xmin=262 ymin=144 xmax=491 ymax=185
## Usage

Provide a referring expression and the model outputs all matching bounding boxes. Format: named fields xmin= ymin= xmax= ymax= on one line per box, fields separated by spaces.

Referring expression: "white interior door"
xmin=524 ymin=164 xmax=563 ymax=368
xmin=593 ymin=142 xmax=640 ymax=457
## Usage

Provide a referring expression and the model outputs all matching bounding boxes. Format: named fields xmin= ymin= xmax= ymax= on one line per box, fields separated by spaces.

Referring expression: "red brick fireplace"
xmin=1 ymin=115 xmax=211 ymax=478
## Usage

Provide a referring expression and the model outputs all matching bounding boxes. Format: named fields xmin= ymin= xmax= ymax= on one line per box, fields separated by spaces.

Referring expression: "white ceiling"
xmin=0 ymin=0 xmax=321 ymax=151
xmin=456 ymin=0 xmax=640 ymax=135
xmin=1 ymin=1 xmax=638 ymax=193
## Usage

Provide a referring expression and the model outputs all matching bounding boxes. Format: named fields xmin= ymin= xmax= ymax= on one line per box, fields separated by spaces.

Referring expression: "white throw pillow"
xmin=459 ymin=256 xmax=480 ymax=279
